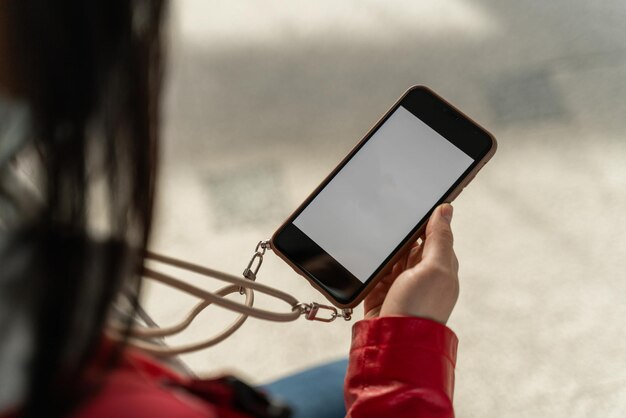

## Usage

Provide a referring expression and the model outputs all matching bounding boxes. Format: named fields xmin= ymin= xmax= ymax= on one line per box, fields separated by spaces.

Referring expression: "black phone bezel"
xmin=272 ymin=86 xmax=494 ymax=305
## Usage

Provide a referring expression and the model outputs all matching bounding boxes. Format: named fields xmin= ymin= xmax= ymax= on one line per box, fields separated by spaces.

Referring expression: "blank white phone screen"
xmin=293 ymin=106 xmax=474 ymax=283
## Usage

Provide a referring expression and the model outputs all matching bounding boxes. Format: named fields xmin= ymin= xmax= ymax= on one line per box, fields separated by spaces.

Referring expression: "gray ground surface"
xmin=141 ymin=1 xmax=626 ymax=416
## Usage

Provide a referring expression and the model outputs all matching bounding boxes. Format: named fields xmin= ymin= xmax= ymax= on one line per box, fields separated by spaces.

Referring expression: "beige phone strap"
xmin=107 ymin=241 xmax=353 ymax=356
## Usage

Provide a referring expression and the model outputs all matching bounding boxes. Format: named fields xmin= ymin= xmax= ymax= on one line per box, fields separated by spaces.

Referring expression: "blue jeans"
xmin=262 ymin=359 xmax=348 ymax=418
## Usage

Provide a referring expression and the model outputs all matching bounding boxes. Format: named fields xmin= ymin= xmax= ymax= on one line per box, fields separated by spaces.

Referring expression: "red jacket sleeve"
xmin=344 ymin=316 xmax=459 ymax=418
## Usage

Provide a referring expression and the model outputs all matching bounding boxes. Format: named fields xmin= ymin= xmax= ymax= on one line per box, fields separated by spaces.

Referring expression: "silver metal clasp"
xmin=242 ymin=239 xmax=353 ymax=323
xmin=294 ymin=302 xmax=353 ymax=322
xmin=241 ymin=240 xmax=271 ymax=293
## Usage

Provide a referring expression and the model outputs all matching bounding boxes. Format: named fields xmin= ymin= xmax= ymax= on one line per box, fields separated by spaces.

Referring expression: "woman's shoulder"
xmin=70 ymin=342 xmax=225 ymax=418
xmin=72 ymin=363 xmax=218 ymax=418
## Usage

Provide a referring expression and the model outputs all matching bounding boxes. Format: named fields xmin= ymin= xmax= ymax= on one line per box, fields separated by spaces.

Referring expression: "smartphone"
xmin=271 ymin=86 xmax=497 ymax=309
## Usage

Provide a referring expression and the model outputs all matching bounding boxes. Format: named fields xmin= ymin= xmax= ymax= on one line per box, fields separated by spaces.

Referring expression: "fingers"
xmin=406 ymin=241 xmax=424 ymax=268
xmin=391 ymin=261 xmax=402 ymax=277
xmin=420 ymin=204 xmax=456 ymax=270
xmin=396 ymin=248 xmax=408 ymax=272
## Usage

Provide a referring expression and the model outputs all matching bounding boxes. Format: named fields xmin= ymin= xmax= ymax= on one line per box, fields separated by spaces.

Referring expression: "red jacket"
xmin=68 ymin=316 xmax=458 ymax=417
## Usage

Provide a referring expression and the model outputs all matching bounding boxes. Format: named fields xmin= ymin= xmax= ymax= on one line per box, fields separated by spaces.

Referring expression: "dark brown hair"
xmin=2 ymin=0 xmax=166 ymax=416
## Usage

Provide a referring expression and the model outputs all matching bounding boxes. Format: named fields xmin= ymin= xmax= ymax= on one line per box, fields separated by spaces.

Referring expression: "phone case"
xmin=271 ymin=85 xmax=498 ymax=309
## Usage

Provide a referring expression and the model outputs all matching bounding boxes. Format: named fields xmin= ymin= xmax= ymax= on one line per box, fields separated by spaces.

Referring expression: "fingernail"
xmin=441 ymin=204 xmax=453 ymax=223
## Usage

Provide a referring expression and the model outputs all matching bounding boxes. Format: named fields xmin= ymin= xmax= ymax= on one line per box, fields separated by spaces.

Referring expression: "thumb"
xmin=420 ymin=204 xmax=455 ymax=267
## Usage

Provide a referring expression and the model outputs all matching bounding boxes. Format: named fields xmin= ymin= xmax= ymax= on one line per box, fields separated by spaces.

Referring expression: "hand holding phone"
xmin=363 ymin=203 xmax=458 ymax=324
xmin=272 ymin=86 xmax=496 ymax=309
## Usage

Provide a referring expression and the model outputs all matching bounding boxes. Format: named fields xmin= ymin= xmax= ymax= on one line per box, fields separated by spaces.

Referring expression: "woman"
xmin=0 ymin=1 xmax=460 ymax=417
